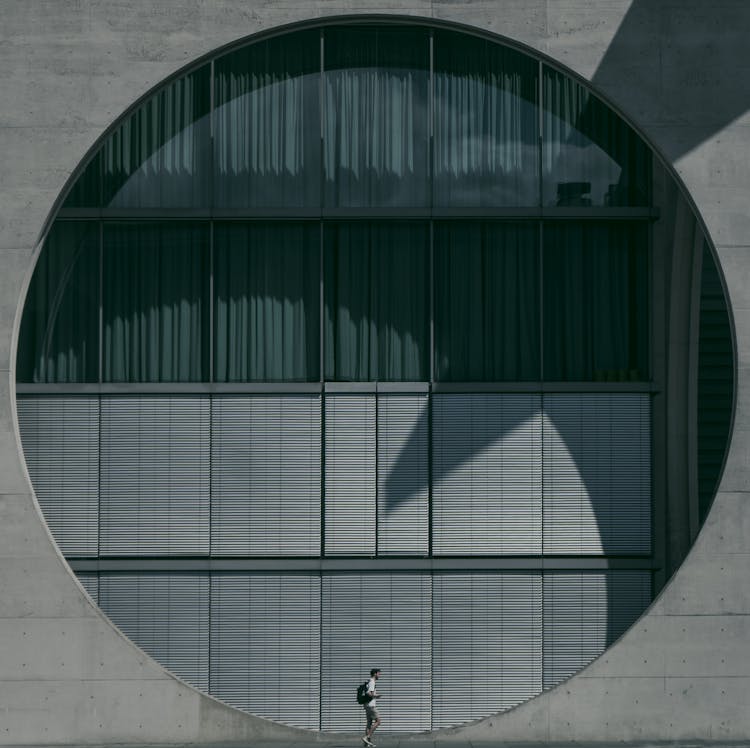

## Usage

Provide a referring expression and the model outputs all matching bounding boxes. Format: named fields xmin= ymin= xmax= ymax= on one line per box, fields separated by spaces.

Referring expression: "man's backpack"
xmin=356 ymin=681 xmax=370 ymax=705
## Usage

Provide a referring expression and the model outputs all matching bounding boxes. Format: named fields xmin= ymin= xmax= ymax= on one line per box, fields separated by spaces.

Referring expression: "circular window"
xmin=15 ymin=20 xmax=733 ymax=732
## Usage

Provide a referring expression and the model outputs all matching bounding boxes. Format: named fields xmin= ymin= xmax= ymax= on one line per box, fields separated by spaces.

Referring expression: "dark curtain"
xmin=214 ymin=222 xmax=320 ymax=381
xmin=434 ymin=222 xmax=540 ymax=381
xmin=17 ymin=221 xmax=99 ymax=383
xmin=542 ymin=67 xmax=650 ymax=207
xmin=543 ymin=222 xmax=649 ymax=381
xmin=433 ymin=30 xmax=539 ymax=207
xmin=103 ymin=222 xmax=209 ymax=381
xmin=102 ymin=67 xmax=211 ymax=209
xmin=214 ymin=32 xmax=321 ymax=209
xmin=323 ymin=26 xmax=430 ymax=208
xmin=324 ymin=222 xmax=429 ymax=381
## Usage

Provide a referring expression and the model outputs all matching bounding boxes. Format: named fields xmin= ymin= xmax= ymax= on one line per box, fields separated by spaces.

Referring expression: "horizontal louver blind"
xmin=211 ymin=396 xmax=321 ymax=556
xmin=324 ymin=395 xmax=376 ymax=556
xmin=543 ymin=570 xmax=652 ymax=690
xmin=210 ymin=573 xmax=321 ymax=728
xmin=543 ymin=394 xmax=651 ymax=554
xmin=98 ymin=573 xmax=209 ymax=690
xmin=377 ymin=394 xmax=429 ymax=555
xmin=432 ymin=572 xmax=542 ymax=728
xmin=321 ymin=573 xmax=432 ymax=732
xmin=432 ymin=394 xmax=542 ymax=554
xmin=76 ymin=572 xmax=99 ymax=604
xmin=100 ymin=396 xmax=210 ymax=555
xmin=17 ymin=396 xmax=99 ymax=557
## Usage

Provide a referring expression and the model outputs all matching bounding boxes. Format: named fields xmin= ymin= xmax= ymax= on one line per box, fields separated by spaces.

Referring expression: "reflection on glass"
xmin=543 ymin=222 xmax=649 ymax=381
xmin=435 ymin=222 xmax=540 ymax=381
xmin=103 ymin=223 xmax=209 ymax=382
xmin=325 ymin=222 xmax=429 ymax=381
xmin=214 ymin=222 xmax=320 ymax=381
xmin=542 ymin=68 xmax=650 ymax=207
xmin=214 ymin=32 xmax=321 ymax=209
xmin=324 ymin=27 xmax=430 ymax=208
xmin=17 ymin=221 xmax=99 ymax=382
xmin=102 ymin=67 xmax=211 ymax=209
xmin=434 ymin=31 xmax=539 ymax=207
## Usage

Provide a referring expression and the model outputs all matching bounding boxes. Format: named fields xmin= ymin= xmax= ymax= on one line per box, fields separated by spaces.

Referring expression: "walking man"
xmin=362 ymin=668 xmax=382 ymax=746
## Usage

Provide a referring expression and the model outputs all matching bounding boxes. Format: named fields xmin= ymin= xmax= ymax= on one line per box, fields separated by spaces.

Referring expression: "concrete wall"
xmin=1 ymin=1 xmax=748 ymax=743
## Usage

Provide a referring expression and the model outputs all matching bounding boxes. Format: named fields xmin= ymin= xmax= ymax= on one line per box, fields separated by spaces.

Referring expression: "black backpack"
xmin=356 ymin=681 xmax=370 ymax=705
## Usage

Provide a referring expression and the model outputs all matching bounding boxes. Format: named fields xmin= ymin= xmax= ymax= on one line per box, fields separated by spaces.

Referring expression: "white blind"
xmin=377 ymin=394 xmax=429 ymax=555
xmin=17 ymin=396 xmax=99 ymax=557
xmin=543 ymin=570 xmax=652 ymax=690
xmin=211 ymin=395 xmax=321 ymax=556
xmin=324 ymin=395 xmax=376 ymax=556
xmin=432 ymin=394 xmax=542 ymax=554
xmin=543 ymin=394 xmax=651 ymax=554
xmin=210 ymin=573 xmax=321 ymax=728
xmin=321 ymin=573 xmax=432 ymax=732
xmin=432 ymin=572 xmax=543 ymax=728
xmin=98 ymin=572 xmax=209 ymax=690
xmin=99 ymin=396 xmax=210 ymax=555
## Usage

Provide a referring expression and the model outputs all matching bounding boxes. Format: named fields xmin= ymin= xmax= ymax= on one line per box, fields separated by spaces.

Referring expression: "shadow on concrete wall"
xmin=589 ymin=0 xmax=750 ymax=160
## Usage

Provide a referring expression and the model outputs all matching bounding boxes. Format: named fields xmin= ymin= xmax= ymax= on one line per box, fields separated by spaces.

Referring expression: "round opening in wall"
xmin=15 ymin=18 xmax=734 ymax=732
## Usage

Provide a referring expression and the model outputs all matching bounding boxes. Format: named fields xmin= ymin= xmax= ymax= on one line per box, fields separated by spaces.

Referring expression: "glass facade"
xmin=15 ymin=19 xmax=732 ymax=734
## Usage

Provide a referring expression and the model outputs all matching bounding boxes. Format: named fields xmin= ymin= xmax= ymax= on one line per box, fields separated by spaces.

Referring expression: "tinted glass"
xmin=434 ymin=30 xmax=539 ymax=207
xmin=214 ymin=32 xmax=321 ymax=209
xmin=323 ymin=26 xmax=430 ymax=208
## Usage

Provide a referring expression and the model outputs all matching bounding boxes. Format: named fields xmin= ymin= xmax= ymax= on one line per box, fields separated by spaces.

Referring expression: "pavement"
xmin=12 ymin=741 xmax=750 ymax=748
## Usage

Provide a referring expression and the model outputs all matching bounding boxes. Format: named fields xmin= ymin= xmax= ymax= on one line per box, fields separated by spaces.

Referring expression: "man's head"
xmin=370 ymin=668 xmax=381 ymax=680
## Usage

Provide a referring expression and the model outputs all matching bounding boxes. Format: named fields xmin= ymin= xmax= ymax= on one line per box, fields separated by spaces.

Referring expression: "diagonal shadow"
xmin=589 ymin=1 xmax=750 ymax=160
xmin=382 ymin=394 xmax=650 ymax=557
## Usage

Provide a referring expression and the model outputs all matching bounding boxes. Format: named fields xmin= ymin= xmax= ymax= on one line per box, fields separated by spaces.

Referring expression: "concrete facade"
xmin=1 ymin=1 xmax=748 ymax=743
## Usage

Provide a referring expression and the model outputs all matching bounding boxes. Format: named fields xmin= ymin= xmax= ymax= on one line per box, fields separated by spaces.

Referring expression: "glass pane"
xmin=214 ymin=222 xmax=320 ymax=381
xmin=102 ymin=222 xmax=209 ymax=382
xmin=62 ymin=152 xmax=101 ymax=208
xmin=542 ymin=68 xmax=650 ymax=207
xmin=214 ymin=32 xmax=321 ymax=209
xmin=434 ymin=31 xmax=539 ymax=207
xmin=102 ymin=66 xmax=211 ymax=208
xmin=324 ymin=222 xmax=429 ymax=381
xmin=543 ymin=221 xmax=649 ymax=381
xmin=435 ymin=221 xmax=540 ymax=381
xmin=323 ymin=27 xmax=430 ymax=208
xmin=17 ymin=221 xmax=99 ymax=383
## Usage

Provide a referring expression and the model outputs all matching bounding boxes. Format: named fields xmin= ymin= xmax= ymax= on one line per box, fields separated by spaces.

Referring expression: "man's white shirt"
xmin=366 ymin=677 xmax=378 ymax=704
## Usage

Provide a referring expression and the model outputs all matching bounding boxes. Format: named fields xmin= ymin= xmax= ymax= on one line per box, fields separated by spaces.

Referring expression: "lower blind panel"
xmin=210 ymin=574 xmax=321 ymax=728
xmin=89 ymin=570 xmax=650 ymax=731
xmin=432 ymin=573 xmax=543 ymax=728
xmin=321 ymin=573 xmax=432 ymax=732
xmin=98 ymin=573 xmax=209 ymax=691
xmin=543 ymin=570 xmax=652 ymax=689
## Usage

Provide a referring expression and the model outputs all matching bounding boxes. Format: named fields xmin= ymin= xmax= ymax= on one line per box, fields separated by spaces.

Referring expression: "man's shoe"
xmin=362 ymin=738 xmax=374 ymax=747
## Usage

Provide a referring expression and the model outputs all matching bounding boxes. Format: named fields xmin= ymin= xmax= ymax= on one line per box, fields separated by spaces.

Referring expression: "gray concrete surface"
xmin=2 ymin=1 xmax=750 ymax=745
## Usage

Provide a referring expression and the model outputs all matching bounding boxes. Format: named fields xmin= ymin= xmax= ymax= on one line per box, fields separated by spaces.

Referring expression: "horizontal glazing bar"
xmin=69 ymin=556 xmax=657 ymax=573
xmin=17 ymin=381 xmax=658 ymax=395
xmin=54 ymin=207 xmax=659 ymax=222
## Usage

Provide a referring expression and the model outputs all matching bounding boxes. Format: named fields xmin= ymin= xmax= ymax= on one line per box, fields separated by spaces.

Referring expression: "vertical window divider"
xmin=539 ymin=221 xmax=545 ymax=558
xmin=209 ymin=58 xmax=215 ymax=215
xmin=429 ymin=29 xmax=434 ymax=212
xmin=374 ymin=391 xmax=379 ymax=558
xmin=538 ymin=59 xmax=544 ymax=210
xmin=429 ymin=220 xmax=434 ymax=559
xmin=320 ymin=222 xmax=325 ymax=561
xmin=209 ymin=221 xmax=214 ymax=385
xmin=97 ymin=220 xmax=103 ymax=559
